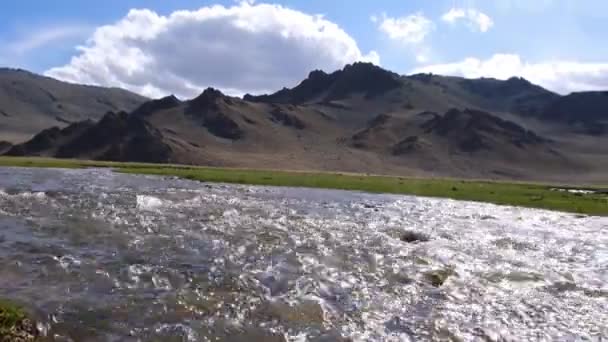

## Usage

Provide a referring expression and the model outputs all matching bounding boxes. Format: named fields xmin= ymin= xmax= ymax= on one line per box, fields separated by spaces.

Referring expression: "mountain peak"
xmin=307 ymin=69 xmax=328 ymax=79
xmin=132 ymin=94 xmax=181 ymax=117
xmin=507 ymin=76 xmax=530 ymax=83
xmin=505 ymin=76 xmax=535 ymax=88
xmin=342 ymin=61 xmax=382 ymax=72
xmin=329 ymin=62 xmax=401 ymax=99
xmin=186 ymin=87 xmax=229 ymax=115
xmin=164 ymin=94 xmax=180 ymax=101
xmin=0 ymin=67 xmax=30 ymax=74
xmin=199 ymin=87 xmax=224 ymax=99
xmin=247 ymin=63 xmax=401 ymax=104
xmin=190 ymin=87 xmax=225 ymax=106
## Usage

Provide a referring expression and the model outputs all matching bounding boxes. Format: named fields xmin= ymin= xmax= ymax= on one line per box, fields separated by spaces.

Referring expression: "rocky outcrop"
xmin=5 ymin=120 xmax=95 ymax=156
xmin=187 ymin=88 xmax=244 ymax=139
xmin=540 ymin=91 xmax=608 ymax=130
xmin=4 ymin=127 xmax=61 ymax=156
xmin=0 ymin=141 xmax=13 ymax=154
xmin=55 ymin=112 xmax=130 ymax=157
xmin=392 ymin=136 xmax=424 ymax=155
xmin=351 ymin=114 xmax=394 ymax=148
xmin=269 ymin=107 xmax=305 ymax=129
xmin=201 ymin=111 xmax=243 ymax=140
xmin=246 ymin=62 xmax=401 ymax=104
xmin=459 ymin=76 xmax=560 ymax=116
xmin=400 ymin=230 xmax=430 ymax=243
xmin=132 ymin=95 xmax=181 ymax=117
xmin=6 ymin=111 xmax=172 ymax=163
xmin=55 ymin=112 xmax=172 ymax=163
xmin=96 ymin=125 xmax=172 ymax=163
xmin=189 ymin=88 xmax=224 ymax=110
xmin=421 ymin=108 xmax=545 ymax=151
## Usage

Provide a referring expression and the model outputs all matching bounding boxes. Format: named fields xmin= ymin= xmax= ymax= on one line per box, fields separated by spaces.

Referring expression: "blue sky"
xmin=1 ymin=0 xmax=607 ymax=97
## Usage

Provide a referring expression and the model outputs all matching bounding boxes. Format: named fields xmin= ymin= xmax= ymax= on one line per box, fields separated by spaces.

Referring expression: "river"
xmin=0 ymin=167 xmax=606 ymax=341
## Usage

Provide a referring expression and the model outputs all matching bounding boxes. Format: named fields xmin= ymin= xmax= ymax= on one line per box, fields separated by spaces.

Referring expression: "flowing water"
xmin=0 ymin=167 xmax=606 ymax=341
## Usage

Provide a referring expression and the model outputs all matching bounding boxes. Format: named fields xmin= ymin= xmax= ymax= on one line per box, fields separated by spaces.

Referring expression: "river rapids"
xmin=0 ymin=167 xmax=606 ymax=341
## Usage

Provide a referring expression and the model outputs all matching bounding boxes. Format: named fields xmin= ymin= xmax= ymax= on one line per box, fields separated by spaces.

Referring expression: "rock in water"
xmin=400 ymin=231 xmax=430 ymax=243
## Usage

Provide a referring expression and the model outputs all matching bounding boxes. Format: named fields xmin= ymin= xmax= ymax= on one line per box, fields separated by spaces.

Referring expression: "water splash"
xmin=0 ymin=167 xmax=606 ymax=341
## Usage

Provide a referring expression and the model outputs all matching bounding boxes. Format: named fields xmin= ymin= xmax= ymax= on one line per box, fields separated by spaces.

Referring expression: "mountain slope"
xmin=245 ymin=62 xmax=402 ymax=105
xmin=0 ymin=68 xmax=147 ymax=142
xmin=6 ymin=89 xmax=352 ymax=168
xmin=244 ymin=63 xmax=580 ymax=138
xmin=6 ymin=88 xmax=601 ymax=183
xmin=0 ymin=140 xmax=11 ymax=154
xmin=348 ymin=108 xmax=576 ymax=177
xmin=539 ymin=91 xmax=608 ymax=135
xmin=404 ymin=74 xmax=560 ymax=116
xmin=4 ymin=64 xmax=608 ymax=183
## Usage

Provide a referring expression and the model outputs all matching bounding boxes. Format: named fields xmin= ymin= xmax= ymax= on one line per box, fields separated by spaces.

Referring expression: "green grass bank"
xmin=0 ymin=156 xmax=606 ymax=215
xmin=0 ymin=300 xmax=37 ymax=341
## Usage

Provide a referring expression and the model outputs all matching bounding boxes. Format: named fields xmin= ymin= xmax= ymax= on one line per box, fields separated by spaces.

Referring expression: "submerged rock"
xmin=425 ymin=268 xmax=456 ymax=287
xmin=255 ymin=300 xmax=326 ymax=327
xmin=400 ymin=231 xmax=430 ymax=243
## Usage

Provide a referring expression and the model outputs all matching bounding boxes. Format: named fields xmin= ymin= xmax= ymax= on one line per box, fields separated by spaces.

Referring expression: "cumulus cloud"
xmin=412 ymin=53 xmax=608 ymax=94
xmin=375 ymin=13 xmax=434 ymax=44
xmin=441 ymin=8 xmax=494 ymax=32
xmin=45 ymin=2 xmax=379 ymax=98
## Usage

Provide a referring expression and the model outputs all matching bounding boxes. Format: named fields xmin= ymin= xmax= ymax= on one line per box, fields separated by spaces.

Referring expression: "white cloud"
xmin=5 ymin=25 xmax=91 ymax=55
xmin=376 ymin=13 xmax=434 ymax=44
xmin=412 ymin=53 xmax=608 ymax=94
xmin=45 ymin=2 xmax=379 ymax=99
xmin=416 ymin=54 xmax=429 ymax=63
xmin=360 ymin=50 xmax=381 ymax=65
xmin=441 ymin=8 xmax=494 ymax=32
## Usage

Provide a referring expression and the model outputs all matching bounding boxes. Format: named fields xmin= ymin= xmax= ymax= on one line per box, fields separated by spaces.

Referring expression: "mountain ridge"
xmin=2 ymin=64 xmax=608 ymax=183
xmin=0 ymin=68 xmax=148 ymax=142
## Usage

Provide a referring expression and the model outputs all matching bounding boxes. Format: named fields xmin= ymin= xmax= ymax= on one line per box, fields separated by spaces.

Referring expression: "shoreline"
xmin=0 ymin=156 xmax=606 ymax=216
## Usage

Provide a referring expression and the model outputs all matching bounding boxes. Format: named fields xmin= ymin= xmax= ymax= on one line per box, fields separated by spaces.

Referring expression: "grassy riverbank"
xmin=0 ymin=156 xmax=606 ymax=215
xmin=0 ymin=300 xmax=37 ymax=341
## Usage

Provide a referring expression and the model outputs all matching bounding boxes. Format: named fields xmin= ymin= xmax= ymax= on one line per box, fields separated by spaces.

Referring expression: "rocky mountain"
xmin=0 ymin=140 xmax=11 ymax=154
xmin=3 ymin=63 xmax=608 ymax=183
xmin=353 ymin=108 xmax=547 ymax=154
xmin=246 ymin=63 xmax=570 ymax=126
xmin=411 ymin=75 xmax=560 ymax=116
xmin=539 ymin=91 xmax=608 ymax=135
xmin=0 ymin=68 xmax=147 ymax=142
xmin=347 ymin=108 xmax=577 ymax=178
xmin=245 ymin=63 xmax=402 ymax=104
xmin=6 ymin=88 xmax=342 ymax=167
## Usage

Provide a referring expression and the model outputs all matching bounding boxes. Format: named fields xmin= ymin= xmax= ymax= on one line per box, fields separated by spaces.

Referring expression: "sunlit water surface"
xmin=0 ymin=167 xmax=606 ymax=341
